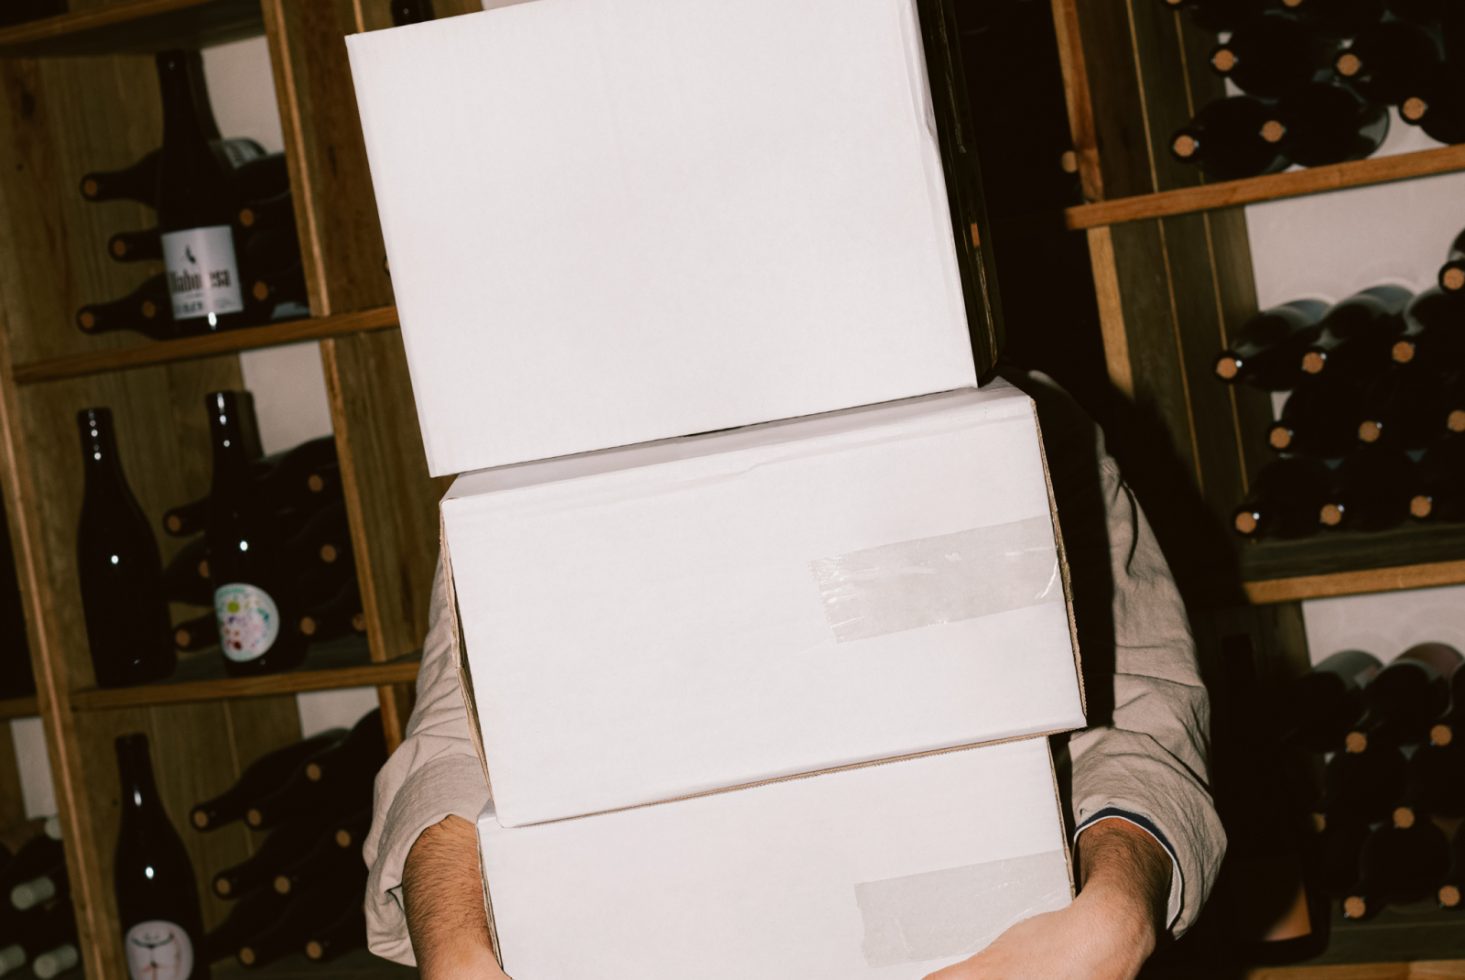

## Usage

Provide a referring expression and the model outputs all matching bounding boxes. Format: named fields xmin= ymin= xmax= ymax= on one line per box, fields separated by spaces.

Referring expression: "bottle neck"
xmin=208 ymin=392 xmax=256 ymax=484
xmin=116 ymin=735 xmax=161 ymax=815
xmin=77 ymin=409 xmax=125 ymax=483
xmin=156 ymin=50 xmax=211 ymax=152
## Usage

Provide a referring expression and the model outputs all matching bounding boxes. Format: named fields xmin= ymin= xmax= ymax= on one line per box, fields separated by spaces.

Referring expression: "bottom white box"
xmin=476 ymin=739 xmax=1073 ymax=979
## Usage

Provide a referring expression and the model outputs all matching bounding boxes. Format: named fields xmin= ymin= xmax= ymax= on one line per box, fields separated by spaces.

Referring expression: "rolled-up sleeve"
xmin=1013 ymin=369 xmax=1226 ymax=938
xmin=363 ymin=557 xmax=491 ymax=965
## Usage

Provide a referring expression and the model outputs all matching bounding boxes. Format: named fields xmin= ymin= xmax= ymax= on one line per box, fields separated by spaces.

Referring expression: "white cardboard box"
xmin=477 ymin=738 xmax=1074 ymax=979
xmin=346 ymin=0 xmax=978 ymax=475
xmin=444 ymin=381 xmax=1084 ymax=827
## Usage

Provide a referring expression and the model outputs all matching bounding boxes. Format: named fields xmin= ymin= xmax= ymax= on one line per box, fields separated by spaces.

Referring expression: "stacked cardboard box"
xmin=348 ymin=0 xmax=1087 ymax=976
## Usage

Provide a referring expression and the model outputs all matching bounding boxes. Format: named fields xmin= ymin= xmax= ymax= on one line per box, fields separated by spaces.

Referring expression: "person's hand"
xmin=923 ymin=817 xmax=1170 ymax=980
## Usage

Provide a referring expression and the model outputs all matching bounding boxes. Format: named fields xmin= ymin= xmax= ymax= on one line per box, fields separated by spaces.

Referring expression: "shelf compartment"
xmin=70 ymin=640 xmax=420 ymax=710
xmin=1066 ymin=146 xmax=1465 ymax=231
xmin=13 ymin=306 xmax=399 ymax=385
xmin=0 ymin=0 xmax=262 ymax=57
xmin=1240 ymin=524 xmax=1465 ymax=604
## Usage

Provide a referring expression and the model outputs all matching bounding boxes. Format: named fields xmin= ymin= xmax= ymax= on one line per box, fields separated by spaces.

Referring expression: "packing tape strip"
xmin=810 ymin=516 xmax=1061 ymax=643
xmin=854 ymin=849 xmax=1071 ymax=968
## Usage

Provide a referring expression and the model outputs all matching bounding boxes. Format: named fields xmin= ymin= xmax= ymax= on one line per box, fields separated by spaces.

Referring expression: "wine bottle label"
xmin=124 ymin=920 xmax=194 ymax=980
xmin=162 ymin=226 xmax=244 ymax=321
xmin=215 ymin=582 xmax=281 ymax=662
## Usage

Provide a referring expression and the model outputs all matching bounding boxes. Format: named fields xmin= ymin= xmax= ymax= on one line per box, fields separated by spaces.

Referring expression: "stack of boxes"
xmin=348 ymin=0 xmax=1089 ymax=975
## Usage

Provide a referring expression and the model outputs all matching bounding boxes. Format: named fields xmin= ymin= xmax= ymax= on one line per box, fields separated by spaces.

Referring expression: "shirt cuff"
xmin=1073 ymin=807 xmax=1184 ymax=931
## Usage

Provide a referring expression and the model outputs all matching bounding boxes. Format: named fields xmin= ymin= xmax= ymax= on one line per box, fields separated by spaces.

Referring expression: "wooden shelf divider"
xmin=1065 ymin=145 xmax=1465 ymax=230
xmin=13 ymin=306 xmax=399 ymax=385
xmin=1244 ymin=559 xmax=1465 ymax=605
xmin=0 ymin=694 xmax=38 ymax=719
xmin=0 ymin=0 xmax=262 ymax=57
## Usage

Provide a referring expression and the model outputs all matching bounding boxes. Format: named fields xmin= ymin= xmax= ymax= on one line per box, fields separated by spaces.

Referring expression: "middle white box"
xmin=443 ymin=381 xmax=1085 ymax=828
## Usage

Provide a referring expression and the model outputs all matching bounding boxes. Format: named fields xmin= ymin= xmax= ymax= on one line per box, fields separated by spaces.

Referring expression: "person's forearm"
xmin=403 ymin=814 xmax=503 ymax=977
xmin=1076 ymin=817 xmax=1173 ymax=956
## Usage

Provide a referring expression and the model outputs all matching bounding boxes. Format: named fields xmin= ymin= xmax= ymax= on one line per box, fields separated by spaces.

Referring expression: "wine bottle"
xmin=1405 ymin=740 xmax=1465 ymax=817
xmin=1387 ymin=0 xmax=1445 ymax=25
xmin=1280 ymin=649 xmax=1382 ymax=751
xmin=1356 ymin=364 xmax=1451 ymax=450
xmin=235 ymin=191 xmax=292 ymax=232
xmin=1441 ymin=823 xmax=1465 ymax=908
xmin=155 ymin=50 xmax=245 ymax=331
xmin=162 ymin=536 xmax=212 ymax=608
xmin=1447 ymin=374 xmax=1465 ymax=435
xmin=202 ymin=887 xmax=290 ymax=962
xmin=1232 ymin=457 xmax=1332 ymax=539
xmin=271 ymin=807 xmax=369 ymax=896
xmin=1440 ymin=229 xmax=1465 ymax=295
xmin=291 ymin=561 xmax=358 ymax=614
xmin=31 ymin=943 xmax=81 ymax=980
xmin=1334 ymin=20 xmax=1443 ymax=104
xmin=75 ymin=275 xmax=174 ymax=341
xmin=1267 ymin=377 xmax=1363 ymax=458
xmin=1408 ymin=435 xmax=1465 ymax=522
xmin=286 ymin=500 xmax=351 ymax=572
xmin=0 ymin=825 xmax=62 ymax=902
xmin=172 ymin=612 xmax=217 ymax=653
xmin=1170 ymin=95 xmax=1290 ymax=180
xmin=210 ymin=817 xmax=339 ymax=899
xmin=162 ymin=497 xmax=208 ymax=538
xmin=1311 ymin=815 xmax=1370 ymax=897
xmin=1277 ymin=82 xmax=1389 ymax=167
xmin=391 ymin=0 xmax=436 ymax=25
xmin=303 ymin=902 xmax=366 ymax=962
xmin=1214 ymin=299 xmax=1327 ymax=389
xmin=9 ymin=859 xmax=67 ymax=910
xmin=1300 ymin=285 xmax=1412 ymax=383
xmin=206 ymin=390 xmax=307 ymax=676
xmin=1399 ymin=63 xmax=1465 ymax=146
xmin=1159 ymin=0 xmax=1267 ymax=33
xmin=1344 ymin=806 xmax=1450 ymax=918
xmin=298 ymin=580 xmax=365 ymax=643
xmin=1276 ymin=0 xmax=1386 ymax=37
xmin=1346 ymin=643 xmax=1463 ymax=750
xmin=114 ymin=733 xmax=210 ymax=980
xmin=0 ymin=901 xmax=76 ymax=978
xmin=1208 ymin=12 xmax=1332 ymax=97
xmin=228 ymin=155 xmax=290 ymax=209
xmin=109 ymin=227 xmax=164 ymax=264
xmin=1392 ymin=286 xmax=1465 ymax=365
xmin=235 ymin=867 xmax=365 ymax=968
xmin=76 ymin=408 xmax=175 ymax=688
xmin=245 ymin=712 xmax=382 ymax=830
xmin=189 ymin=728 xmax=345 ymax=832
xmin=1316 ymin=743 xmax=1407 ymax=825
xmin=80 ymin=151 xmax=161 ymax=205
xmin=1428 ymin=645 xmax=1465 ymax=746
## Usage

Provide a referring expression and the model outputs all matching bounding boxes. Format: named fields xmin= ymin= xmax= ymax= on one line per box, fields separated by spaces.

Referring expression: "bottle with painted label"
xmin=1278 ymin=82 xmax=1389 ymax=167
xmin=1393 ymin=287 xmax=1465 ymax=365
xmin=1170 ymin=95 xmax=1290 ymax=180
xmin=114 ymin=733 xmax=210 ymax=980
xmin=1344 ymin=806 xmax=1450 ymax=918
xmin=76 ymin=408 xmax=175 ymax=688
xmin=1208 ymin=12 xmax=1331 ymax=98
xmin=155 ymin=50 xmax=244 ymax=331
xmin=188 ymin=728 xmax=344 ymax=833
xmin=74 ymin=275 xmax=173 ymax=341
xmin=1232 ymin=457 xmax=1333 ymax=539
xmin=391 ymin=0 xmax=435 ymax=25
xmin=1334 ymin=19 xmax=1443 ymax=104
xmin=1440 ymin=229 xmax=1465 ymax=295
xmin=1299 ymin=285 xmax=1412 ymax=384
xmin=1280 ymin=649 xmax=1382 ymax=751
xmin=1346 ymin=643 xmax=1463 ymax=750
xmin=1356 ymin=364 xmax=1453 ymax=450
xmin=1213 ymin=299 xmax=1327 ymax=390
xmin=1267 ymin=377 xmax=1364 ymax=458
xmin=205 ymin=390 xmax=306 ymax=676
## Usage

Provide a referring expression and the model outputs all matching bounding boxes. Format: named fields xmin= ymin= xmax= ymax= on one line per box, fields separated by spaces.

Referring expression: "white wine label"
xmin=162 ymin=225 xmax=244 ymax=322
xmin=124 ymin=920 xmax=194 ymax=980
xmin=215 ymin=582 xmax=281 ymax=662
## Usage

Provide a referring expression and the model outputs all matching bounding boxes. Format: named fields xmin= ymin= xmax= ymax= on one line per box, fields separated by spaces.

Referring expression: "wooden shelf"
xmin=1066 ymin=145 xmax=1465 ymax=231
xmin=213 ymin=947 xmax=417 ymax=977
xmin=0 ymin=694 xmax=38 ymax=719
xmin=12 ymin=306 xmax=399 ymax=385
xmin=1240 ymin=524 xmax=1465 ymax=604
xmin=70 ymin=639 xmax=419 ymax=711
xmin=0 ymin=0 xmax=262 ymax=57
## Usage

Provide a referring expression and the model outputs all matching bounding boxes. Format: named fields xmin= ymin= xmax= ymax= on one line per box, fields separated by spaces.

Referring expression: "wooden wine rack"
xmin=0 ymin=0 xmax=483 ymax=975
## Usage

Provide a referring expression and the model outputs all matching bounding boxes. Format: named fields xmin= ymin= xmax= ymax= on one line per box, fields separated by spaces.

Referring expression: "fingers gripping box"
xmin=441 ymin=381 xmax=1085 ymax=828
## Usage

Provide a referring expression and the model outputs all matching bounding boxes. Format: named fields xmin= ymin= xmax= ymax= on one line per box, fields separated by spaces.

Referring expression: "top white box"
xmin=347 ymin=0 xmax=978 ymax=475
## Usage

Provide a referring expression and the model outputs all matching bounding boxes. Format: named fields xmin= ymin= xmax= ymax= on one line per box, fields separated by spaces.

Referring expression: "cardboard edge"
xmin=1042 ymin=739 xmax=1079 ymax=901
xmin=440 ymin=508 xmax=494 ymax=789
xmin=1030 ymin=403 xmax=1088 ymax=722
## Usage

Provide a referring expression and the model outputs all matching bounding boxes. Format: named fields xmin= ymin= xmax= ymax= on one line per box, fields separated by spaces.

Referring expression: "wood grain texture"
xmin=0 ymin=694 xmax=38 ymax=719
xmin=1067 ymin=145 xmax=1465 ymax=229
xmin=0 ymin=0 xmax=261 ymax=56
xmin=1245 ymin=559 xmax=1465 ymax=605
xmin=13 ymin=305 xmax=399 ymax=384
xmin=1048 ymin=0 xmax=1103 ymax=202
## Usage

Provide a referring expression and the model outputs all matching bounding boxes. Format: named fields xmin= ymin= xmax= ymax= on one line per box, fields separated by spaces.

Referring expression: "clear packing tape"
xmin=855 ymin=850 xmax=1072 ymax=967
xmin=810 ymin=516 xmax=1062 ymax=643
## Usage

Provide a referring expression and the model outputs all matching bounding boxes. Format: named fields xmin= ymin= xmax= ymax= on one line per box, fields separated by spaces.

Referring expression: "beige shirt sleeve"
xmin=1012 ymin=369 xmax=1226 ymax=938
xmin=364 ymin=372 xmax=1227 ymax=959
xmin=363 ymin=557 xmax=489 ymax=966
